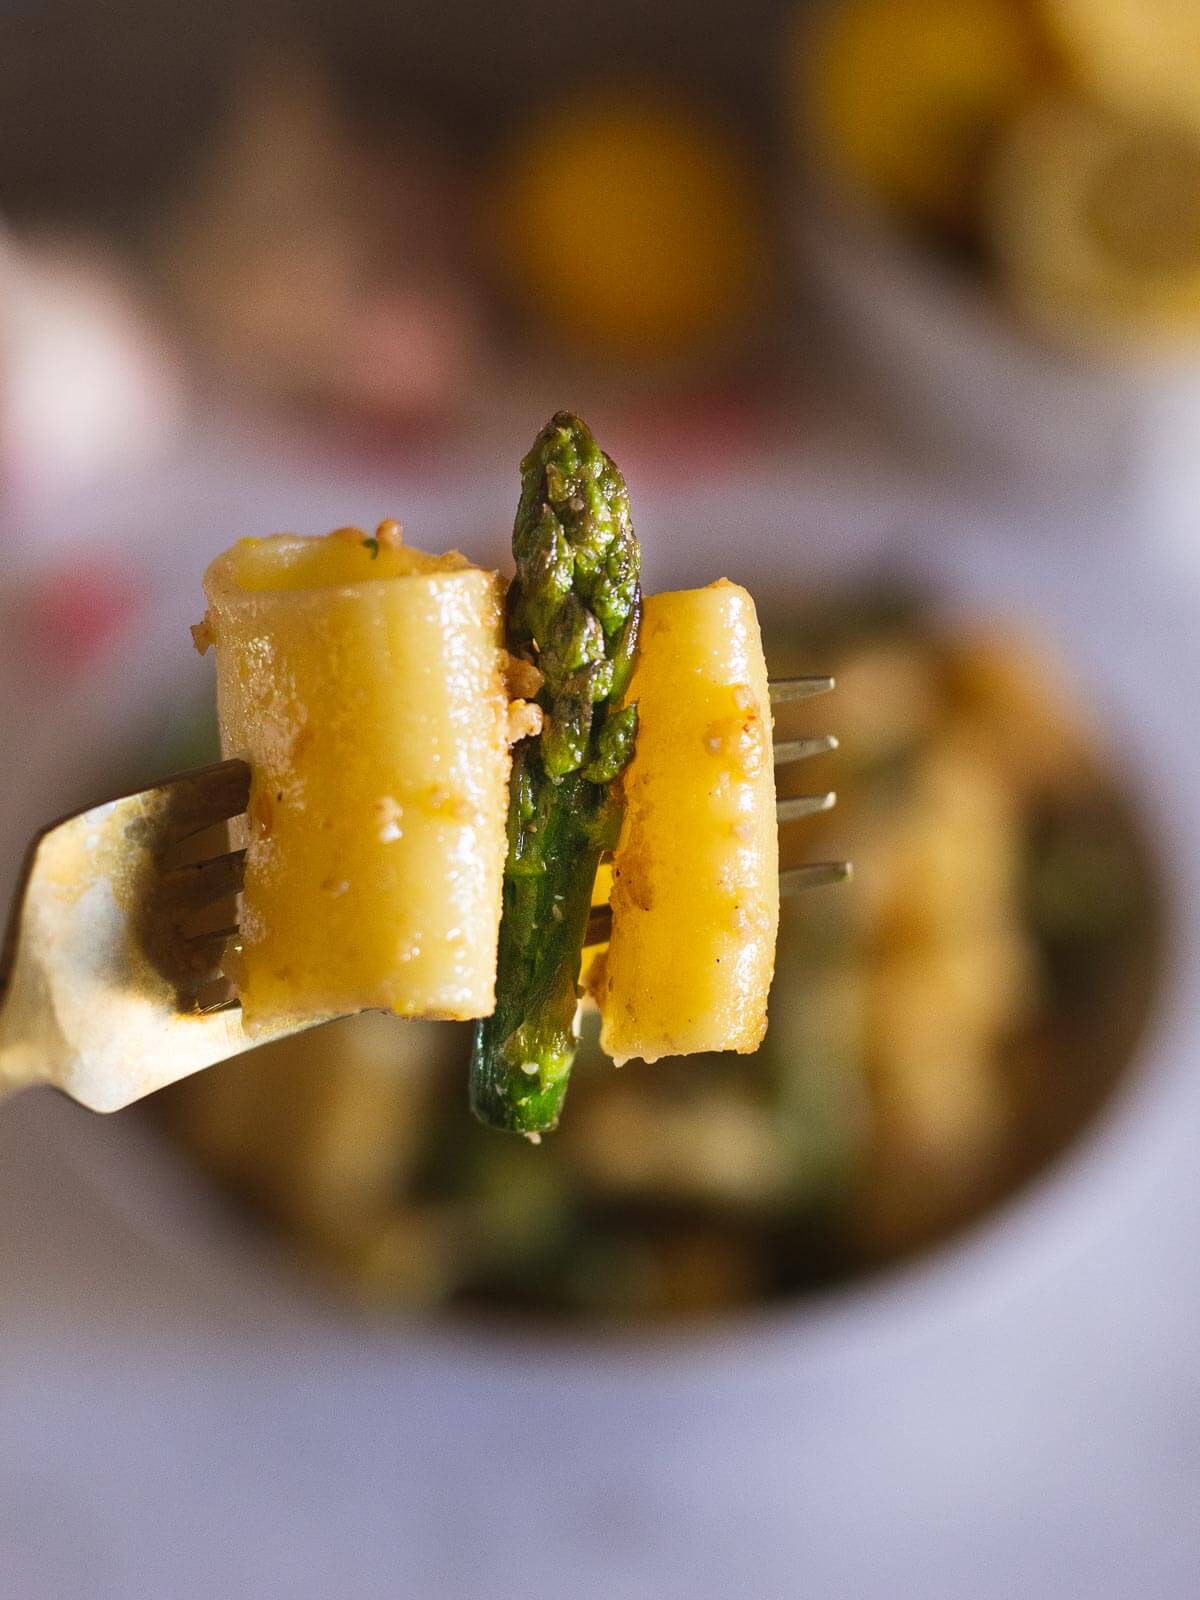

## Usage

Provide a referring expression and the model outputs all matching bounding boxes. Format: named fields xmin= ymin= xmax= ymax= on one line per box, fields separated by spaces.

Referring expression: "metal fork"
xmin=0 ymin=678 xmax=847 ymax=1112
xmin=0 ymin=760 xmax=301 ymax=1112
xmin=584 ymin=675 xmax=850 ymax=944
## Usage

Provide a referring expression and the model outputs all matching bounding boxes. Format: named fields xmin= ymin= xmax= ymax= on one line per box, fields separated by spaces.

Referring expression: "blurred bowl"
xmin=3 ymin=459 xmax=1197 ymax=1362
xmin=792 ymin=177 xmax=1200 ymax=525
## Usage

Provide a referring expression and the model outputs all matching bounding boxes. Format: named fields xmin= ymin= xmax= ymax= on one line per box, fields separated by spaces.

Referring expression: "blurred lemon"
xmin=1042 ymin=0 xmax=1200 ymax=129
xmin=803 ymin=0 xmax=1043 ymax=231
xmin=488 ymin=92 xmax=766 ymax=360
xmin=987 ymin=96 xmax=1200 ymax=346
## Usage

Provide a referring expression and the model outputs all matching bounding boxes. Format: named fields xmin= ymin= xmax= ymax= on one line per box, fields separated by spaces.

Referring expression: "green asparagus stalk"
xmin=470 ymin=411 xmax=641 ymax=1134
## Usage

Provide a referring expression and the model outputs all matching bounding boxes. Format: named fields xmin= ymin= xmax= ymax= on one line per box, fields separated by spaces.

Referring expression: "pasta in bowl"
xmin=155 ymin=584 xmax=1163 ymax=1321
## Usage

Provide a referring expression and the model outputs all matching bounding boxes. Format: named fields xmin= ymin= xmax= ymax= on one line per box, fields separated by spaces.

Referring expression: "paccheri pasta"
xmin=199 ymin=525 xmax=511 ymax=1030
xmin=593 ymin=582 xmax=779 ymax=1063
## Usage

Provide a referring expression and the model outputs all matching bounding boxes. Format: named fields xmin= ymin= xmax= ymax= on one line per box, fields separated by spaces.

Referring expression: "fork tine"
xmin=583 ymin=680 xmax=843 ymax=942
xmin=157 ymin=759 xmax=251 ymax=843
xmin=182 ymin=923 xmax=240 ymax=950
xmin=585 ymin=858 xmax=852 ymax=944
xmin=183 ymin=921 xmax=241 ymax=945
xmin=179 ymin=926 xmax=241 ymax=978
xmin=195 ymin=996 xmax=241 ymax=1016
xmin=773 ymin=734 xmax=838 ymax=766
xmin=776 ymin=791 xmax=836 ymax=823
xmin=768 ymin=676 xmax=835 ymax=704
xmin=193 ymin=981 xmax=240 ymax=1015
xmin=780 ymin=861 xmax=853 ymax=893
xmin=160 ymin=848 xmax=246 ymax=914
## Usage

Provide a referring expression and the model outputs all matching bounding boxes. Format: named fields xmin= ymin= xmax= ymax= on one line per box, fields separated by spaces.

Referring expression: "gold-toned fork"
xmin=0 ymin=760 xmax=303 ymax=1111
xmin=0 ymin=678 xmax=847 ymax=1112
xmin=583 ymin=674 xmax=849 ymax=943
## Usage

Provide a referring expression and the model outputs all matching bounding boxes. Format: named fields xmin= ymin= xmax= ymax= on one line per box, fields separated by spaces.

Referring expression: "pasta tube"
xmin=595 ymin=581 xmax=778 ymax=1063
xmin=199 ymin=527 xmax=510 ymax=1029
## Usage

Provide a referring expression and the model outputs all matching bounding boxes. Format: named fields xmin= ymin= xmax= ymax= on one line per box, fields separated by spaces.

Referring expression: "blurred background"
xmin=3 ymin=2 xmax=1200 ymax=1597
xmin=9 ymin=0 xmax=1200 ymax=507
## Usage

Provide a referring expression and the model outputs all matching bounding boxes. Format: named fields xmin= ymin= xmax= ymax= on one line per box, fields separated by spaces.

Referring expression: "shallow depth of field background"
xmin=10 ymin=0 xmax=1200 ymax=504
xmin=2 ymin=3 xmax=1200 ymax=1598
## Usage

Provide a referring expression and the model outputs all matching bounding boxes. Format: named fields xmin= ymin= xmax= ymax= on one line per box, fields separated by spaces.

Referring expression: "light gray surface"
xmin=1 ymin=437 xmax=1198 ymax=1599
xmin=1 ymin=1085 xmax=1198 ymax=1600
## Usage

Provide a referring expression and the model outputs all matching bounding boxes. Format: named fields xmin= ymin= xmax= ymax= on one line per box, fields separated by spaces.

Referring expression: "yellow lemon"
xmin=987 ymin=95 xmax=1200 ymax=346
xmin=488 ymin=93 xmax=766 ymax=359
xmin=803 ymin=0 xmax=1043 ymax=230
xmin=1042 ymin=0 xmax=1200 ymax=129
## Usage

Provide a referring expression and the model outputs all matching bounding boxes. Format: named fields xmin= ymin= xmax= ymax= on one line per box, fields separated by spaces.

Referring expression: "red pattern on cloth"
xmin=23 ymin=559 xmax=143 ymax=672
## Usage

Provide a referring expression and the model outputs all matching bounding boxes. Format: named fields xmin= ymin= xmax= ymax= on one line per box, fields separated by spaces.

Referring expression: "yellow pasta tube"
xmin=200 ymin=528 xmax=510 ymax=1029
xmin=596 ymin=581 xmax=778 ymax=1063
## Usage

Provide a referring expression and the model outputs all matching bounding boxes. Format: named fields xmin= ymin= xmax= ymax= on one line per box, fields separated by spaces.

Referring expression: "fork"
xmin=0 ymin=759 xmax=305 ymax=1112
xmin=0 ymin=678 xmax=848 ymax=1112
xmin=583 ymin=674 xmax=849 ymax=943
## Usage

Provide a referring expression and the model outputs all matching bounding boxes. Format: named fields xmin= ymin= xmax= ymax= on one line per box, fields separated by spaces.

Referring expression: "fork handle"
xmin=0 ymin=1040 xmax=42 ymax=1100
xmin=0 ymin=985 xmax=51 ymax=1101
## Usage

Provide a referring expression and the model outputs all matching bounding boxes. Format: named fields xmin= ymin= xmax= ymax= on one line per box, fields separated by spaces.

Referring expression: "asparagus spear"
xmin=470 ymin=411 xmax=641 ymax=1134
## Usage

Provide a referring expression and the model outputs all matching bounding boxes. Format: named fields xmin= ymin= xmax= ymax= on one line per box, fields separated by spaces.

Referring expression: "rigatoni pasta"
xmin=199 ymin=526 xmax=511 ymax=1030
xmin=594 ymin=581 xmax=779 ymax=1063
